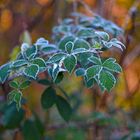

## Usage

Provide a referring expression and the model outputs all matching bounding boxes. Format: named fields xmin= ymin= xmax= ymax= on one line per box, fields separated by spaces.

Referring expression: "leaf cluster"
xmin=0 ymin=13 xmax=125 ymax=121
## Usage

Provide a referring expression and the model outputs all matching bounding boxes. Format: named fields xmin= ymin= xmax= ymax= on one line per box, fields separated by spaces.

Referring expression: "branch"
xmin=123 ymin=44 xmax=140 ymax=68
xmin=27 ymin=0 xmax=55 ymax=32
xmin=119 ymin=0 xmax=139 ymax=66
xmin=3 ymin=48 xmax=99 ymax=83
xmin=46 ymin=120 xmax=102 ymax=131
xmin=76 ymin=0 xmax=95 ymax=16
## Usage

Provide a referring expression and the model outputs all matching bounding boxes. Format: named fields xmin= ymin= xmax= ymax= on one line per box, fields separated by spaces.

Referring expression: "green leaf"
xmin=47 ymin=66 xmax=53 ymax=78
xmin=47 ymin=53 xmax=66 ymax=63
xmin=37 ymin=79 xmax=51 ymax=86
xmin=58 ymin=35 xmax=75 ymax=50
xmin=0 ymin=63 xmax=11 ymax=84
xmin=103 ymin=58 xmax=122 ymax=73
xmin=52 ymin=64 xmax=60 ymax=82
xmin=93 ymin=42 xmax=101 ymax=49
xmin=77 ymin=28 xmax=95 ymax=38
xmin=34 ymin=113 xmax=45 ymax=136
xmin=35 ymin=37 xmax=48 ymax=48
xmin=14 ymin=91 xmax=22 ymax=110
xmin=72 ymin=48 xmax=88 ymax=54
xmin=9 ymin=81 xmax=19 ymax=89
xmin=77 ymin=52 xmax=91 ymax=67
xmin=41 ymin=86 xmax=56 ymax=109
xmin=75 ymin=68 xmax=85 ymax=77
xmin=62 ymin=18 xmax=73 ymax=24
xmin=65 ymin=41 xmax=74 ymax=53
xmin=32 ymin=57 xmax=46 ymax=72
xmin=103 ymin=38 xmax=125 ymax=51
xmin=84 ymin=77 xmax=96 ymax=88
xmin=74 ymin=39 xmax=90 ymax=49
xmin=104 ymin=41 xmax=123 ymax=51
xmin=41 ymin=44 xmax=57 ymax=53
xmin=95 ymin=31 xmax=109 ymax=41
xmin=19 ymin=80 xmax=31 ymax=89
xmin=51 ymin=64 xmax=65 ymax=82
xmin=12 ymin=59 xmax=28 ymax=68
xmin=2 ymin=103 xmax=24 ymax=129
xmin=99 ymin=70 xmax=116 ymax=92
xmin=24 ymin=64 xmax=39 ymax=79
xmin=64 ymin=54 xmax=77 ymax=74
xmin=86 ymin=65 xmax=102 ymax=80
xmin=7 ymin=90 xmax=17 ymax=104
xmin=22 ymin=120 xmax=41 ymax=140
xmin=23 ymin=45 xmax=37 ymax=60
xmin=98 ymin=80 xmax=106 ymax=92
xmin=110 ymin=38 xmax=125 ymax=49
xmin=21 ymin=43 xmax=30 ymax=53
xmin=8 ymin=90 xmax=22 ymax=110
xmin=88 ymin=56 xmax=102 ymax=65
xmin=56 ymin=95 xmax=72 ymax=121
xmin=54 ymin=72 xmax=64 ymax=84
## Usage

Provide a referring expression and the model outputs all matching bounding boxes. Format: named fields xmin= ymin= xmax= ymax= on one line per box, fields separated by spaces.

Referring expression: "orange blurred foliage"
xmin=0 ymin=9 xmax=13 ymax=32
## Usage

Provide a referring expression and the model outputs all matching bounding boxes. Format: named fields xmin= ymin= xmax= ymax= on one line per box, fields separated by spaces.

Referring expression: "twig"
xmin=46 ymin=120 xmax=102 ymax=131
xmin=73 ymin=0 xmax=78 ymax=25
xmin=27 ymin=0 xmax=55 ymax=32
xmin=118 ymin=0 xmax=140 ymax=100
xmin=119 ymin=0 xmax=139 ymax=66
xmin=77 ymin=0 xmax=95 ymax=16
xmin=123 ymin=44 xmax=140 ymax=68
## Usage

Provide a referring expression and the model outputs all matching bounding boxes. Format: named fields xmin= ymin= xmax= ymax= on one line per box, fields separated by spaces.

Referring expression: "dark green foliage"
xmin=24 ymin=64 xmax=39 ymax=79
xmin=9 ymin=81 xmax=19 ymax=89
xmin=41 ymin=86 xmax=56 ymax=109
xmin=38 ymin=79 xmax=52 ymax=86
xmin=84 ymin=77 xmax=96 ymax=88
xmin=75 ymin=68 xmax=85 ymax=77
xmin=56 ymin=95 xmax=72 ymax=121
xmin=48 ymin=53 xmax=66 ymax=63
xmin=41 ymin=86 xmax=72 ymax=121
xmin=2 ymin=103 xmax=24 ymax=129
xmin=63 ymin=54 xmax=77 ymax=74
xmin=58 ymin=36 xmax=75 ymax=50
xmin=54 ymin=72 xmax=64 ymax=84
xmin=12 ymin=59 xmax=28 ymax=68
xmin=32 ymin=57 xmax=46 ymax=72
xmin=22 ymin=120 xmax=41 ymax=140
xmin=99 ymin=70 xmax=116 ymax=92
xmin=7 ymin=90 xmax=22 ymax=110
xmin=19 ymin=80 xmax=31 ymax=89
xmin=0 ymin=63 xmax=11 ymax=83
xmin=74 ymin=39 xmax=90 ymax=49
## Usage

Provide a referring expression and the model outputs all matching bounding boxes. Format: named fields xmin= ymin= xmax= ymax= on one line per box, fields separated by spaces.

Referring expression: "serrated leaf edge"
xmin=86 ymin=65 xmax=102 ymax=81
xmin=103 ymin=58 xmax=122 ymax=73
xmin=98 ymin=70 xmax=116 ymax=92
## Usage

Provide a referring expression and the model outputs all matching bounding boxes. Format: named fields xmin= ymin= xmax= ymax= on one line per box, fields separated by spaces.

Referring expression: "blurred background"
xmin=0 ymin=0 xmax=140 ymax=140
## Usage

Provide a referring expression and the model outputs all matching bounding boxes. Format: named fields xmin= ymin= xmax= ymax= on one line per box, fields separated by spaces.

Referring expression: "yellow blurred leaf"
xmin=20 ymin=30 xmax=32 ymax=45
